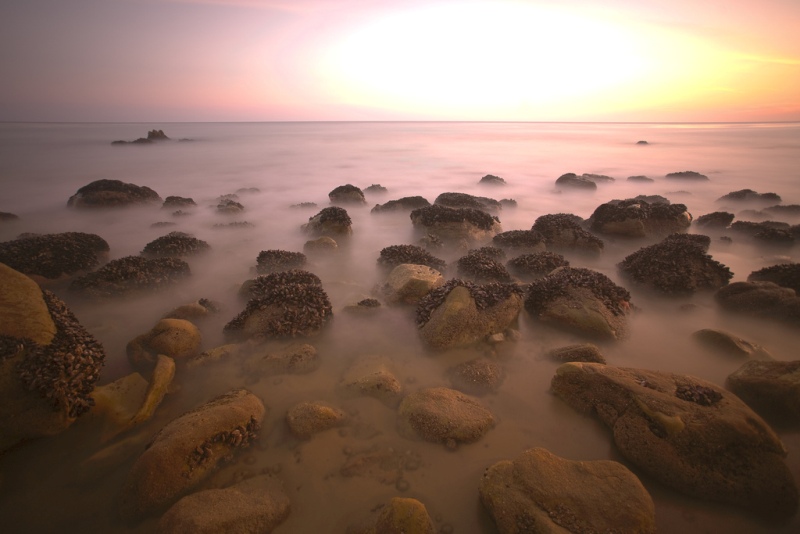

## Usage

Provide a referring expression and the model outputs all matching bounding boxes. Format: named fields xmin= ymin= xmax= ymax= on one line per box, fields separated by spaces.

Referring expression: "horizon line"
xmin=2 ymin=119 xmax=800 ymax=125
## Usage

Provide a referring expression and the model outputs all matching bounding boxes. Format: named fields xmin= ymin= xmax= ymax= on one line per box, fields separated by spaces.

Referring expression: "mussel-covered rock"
xmin=665 ymin=170 xmax=709 ymax=180
xmin=118 ymin=388 xmax=265 ymax=521
xmin=377 ymin=244 xmax=446 ymax=272
xmin=714 ymin=281 xmax=800 ymax=327
xmin=730 ymin=220 xmax=790 ymax=236
xmin=0 ymin=232 xmax=110 ymax=281
xmin=506 ymin=252 xmax=569 ymax=281
xmin=416 ymin=279 xmax=523 ymax=350
xmin=695 ymin=211 xmax=735 ymax=229
xmin=363 ymin=184 xmax=388 ymax=194
xmin=555 ymin=172 xmax=596 ymax=191
xmin=551 ymin=362 xmax=798 ymax=517
xmin=1 ymin=263 xmax=105 ymax=451
xmin=765 ymin=204 xmax=800 ymax=219
xmin=525 ymin=267 xmax=632 ymax=340
xmin=628 ymin=175 xmax=654 ymax=183
xmin=141 ymin=231 xmax=210 ymax=258
xmin=726 ymin=360 xmax=800 ymax=425
xmin=68 ymin=256 xmax=190 ymax=299
xmin=410 ymin=205 xmax=501 ymax=244
xmin=255 ymin=250 xmax=307 ymax=274
xmin=239 ymin=270 xmax=321 ymax=300
xmin=581 ymin=172 xmax=615 ymax=184
xmin=491 ymin=229 xmax=546 ymax=254
xmin=455 ymin=249 xmax=512 ymax=283
xmin=162 ymin=196 xmax=196 ymax=209
xmin=397 ymin=387 xmax=495 ymax=448
xmin=480 ymin=447 xmax=655 ymax=534
xmin=434 ymin=192 xmax=501 ymax=212
xmin=371 ymin=196 xmax=430 ymax=213
xmin=717 ymin=189 xmax=781 ymax=203
xmin=589 ymin=198 xmax=692 ymax=238
xmin=380 ymin=263 xmax=444 ymax=305
xmin=67 ymin=179 xmax=162 ymax=208
xmin=329 ymin=184 xmax=366 ymax=204
xmin=748 ymin=263 xmax=800 ymax=293
xmin=478 ymin=174 xmax=506 ymax=186
xmin=532 ymin=213 xmax=604 ymax=256
xmin=618 ymin=233 xmax=733 ymax=295
xmin=302 ymin=206 xmax=353 ymax=237
xmin=216 ymin=199 xmax=244 ymax=214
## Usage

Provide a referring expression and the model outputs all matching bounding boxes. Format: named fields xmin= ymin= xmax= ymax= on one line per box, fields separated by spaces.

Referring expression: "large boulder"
xmin=551 ymin=362 xmax=798 ymax=517
xmin=329 ymin=184 xmax=366 ymax=205
xmin=0 ymin=263 xmax=105 ymax=451
xmin=119 ymin=388 xmax=266 ymax=521
xmin=380 ymin=263 xmax=444 ymax=305
xmin=126 ymin=318 xmax=202 ymax=372
xmin=397 ymin=387 xmax=495 ymax=448
xmin=691 ymin=328 xmax=773 ymax=360
xmin=141 ymin=232 xmax=210 ymax=258
xmin=555 ymin=173 xmax=596 ymax=191
xmin=532 ymin=213 xmax=604 ymax=256
xmin=157 ymin=474 xmax=290 ymax=534
xmin=371 ymin=196 xmax=430 ymax=213
xmin=302 ymin=206 xmax=353 ymax=237
xmin=67 ymin=179 xmax=162 ymax=208
xmin=726 ymin=360 xmax=800 ymax=425
xmin=524 ymin=267 xmax=632 ymax=340
xmin=434 ymin=192 xmax=501 ymax=212
xmin=589 ymin=199 xmax=692 ymax=238
xmin=480 ymin=447 xmax=655 ymax=534
xmin=68 ymin=256 xmax=190 ymax=299
xmin=714 ymin=281 xmax=800 ymax=327
xmin=618 ymin=233 xmax=733 ymax=295
xmin=416 ymin=280 xmax=523 ymax=351
xmin=0 ymin=232 xmax=110 ymax=282
xmin=410 ymin=205 xmax=501 ymax=245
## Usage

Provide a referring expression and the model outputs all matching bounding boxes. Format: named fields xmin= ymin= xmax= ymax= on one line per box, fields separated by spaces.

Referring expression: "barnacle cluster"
xmin=68 ymin=256 xmax=190 ymax=298
xmin=240 ymin=269 xmax=322 ymax=300
xmin=456 ymin=248 xmax=512 ymax=283
xmin=675 ymin=383 xmax=722 ymax=406
xmin=532 ymin=213 xmax=604 ymax=251
xmin=377 ymin=244 xmax=446 ymax=272
xmin=506 ymin=252 xmax=569 ymax=280
xmin=434 ymin=192 xmax=501 ymax=212
xmin=255 ymin=250 xmax=307 ymax=274
xmin=187 ymin=416 xmax=261 ymax=472
xmin=415 ymin=279 xmax=523 ymax=327
xmin=492 ymin=229 xmax=545 ymax=251
xmin=328 ymin=184 xmax=366 ymax=203
xmin=141 ymin=231 xmax=210 ymax=258
xmin=316 ymin=206 xmax=352 ymax=225
xmin=371 ymin=196 xmax=430 ymax=213
xmin=524 ymin=267 xmax=631 ymax=317
xmin=0 ymin=232 xmax=109 ymax=279
xmin=410 ymin=205 xmax=499 ymax=231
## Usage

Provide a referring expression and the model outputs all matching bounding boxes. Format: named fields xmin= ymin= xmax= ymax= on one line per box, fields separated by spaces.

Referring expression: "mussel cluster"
xmin=506 ymin=252 xmax=569 ymax=280
xmin=141 ymin=231 xmax=210 ymax=258
xmin=456 ymin=249 xmax=512 ymax=283
xmin=240 ymin=269 xmax=322 ymax=300
xmin=410 ymin=205 xmax=499 ymax=231
xmin=255 ymin=250 xmax=307 ymax=274
xmin=68 ymin=256 xmax=191 ymax=298
xmin=0 ymin=232 xmax=109 ymax=279
xmin=525 ymin=267 xmax=631 ymax=317
xmin=377 ymin=244 xmax=446 ymax=272
xmin=415 ymin=279 xmax=523 ymax=327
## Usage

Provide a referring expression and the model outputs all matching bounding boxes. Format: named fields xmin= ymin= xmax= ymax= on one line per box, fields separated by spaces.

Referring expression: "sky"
xmin=1 ymin=0 xmax=799 ymax=122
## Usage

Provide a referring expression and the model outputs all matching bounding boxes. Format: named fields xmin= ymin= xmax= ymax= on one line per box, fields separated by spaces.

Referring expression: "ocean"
xmin=1 ymin=121 xmax=799 ymax=532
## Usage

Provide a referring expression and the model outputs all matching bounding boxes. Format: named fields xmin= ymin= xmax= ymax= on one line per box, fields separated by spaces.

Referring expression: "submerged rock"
xmin=506 ymin=252 xmax=569 ymax=281
xmin=111 ymin=129 xmax=170 ymax=145
xmin=410 ymin=204 xmax=501 ymax=245
xmin=67 ymin=179 xmax=162 ymax=208
xmin=718 ymin=189 xmax=781 ymax=203
xmin=545 ymin=343 xmax=606 ymax=364
xmin=0 ymin=232 xmax=110 ymax=281
xmin=434 ymin=191 xmax=501 ymax=212
xmin=589 ymin=198 xmax=692 ymax=238
xmin=329 ymin=184 xmax=366 ymax=205
xmin=478 ymin=174 xmax=506 ymax=186
xmin=141 ymin=232 xmax=210 ymax=258
xmin=555 ymin=173 xmax=596 ymax=191
xmin=216 ymin=199 xmax=244 ymax=214
xmin=0 ymin=212 xmax=20 ymax=222
xmin=480 ymin=447 xmax=656 ymax=534
xmin=286 ymin=401 xmax=347 ymax=439
xmin=255 ymin=250 xmax=307 ymax=274
xmin=348 ymin=497 xmax=435 ymax=534
xmin=241 ymin=342 xmax=320 ymax=377
xmin=371 ymin=196 xmax=430 ymax=213
xmin=665 ymin=170 xmax=709 ymax=181
xmin=551 ymin=362 xmax=798 ymax=518
xmin=126 ymin=318 xmax=202 ymax=372
xmin=338 ymin=355 xmax=403 ymax=406
xmin=446 ymin=358 xmax=504 ymax=395
xmin=715 ymin=281 xmax=800 ymax=327
xmin=628 ymin=175 xmax=654 ymax=182
xmin=695 ymin=211 xmax=735 ymax=229
xmin=68 ymin=256 xmax=190 ymax=299
xmin=692 ymin=328 xmax=773 ymax=360
xmin=377 ymin=244 xmax=446 ymax=272
xmin=303 ymin=236 xmax=338 ymax=255
xmin=727 ymin=360 xmax=800 ymax=425
xmin=491 ymin=229 xmax=546 ymax=254
xmin=162 ymin=196 xmax=196 ymax=209
xmin=302 ymin=206 xmax=353 ymax=237
xmin=748 ymin=263 xmax=800 ymax=293
xmin=363 ymin=184 xmax=388 ymax=194
xmin=532 ymin=213 xmax=604 ymax=256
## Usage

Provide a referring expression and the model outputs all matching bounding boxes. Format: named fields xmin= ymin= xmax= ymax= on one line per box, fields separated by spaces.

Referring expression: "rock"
xmin=338 ymin=355 xmax=403 ymax=407
xmin=410 ymin=205 xmax=501 ymax=245
xmin=163 ymin=298 xmax=220 ymax=321
xmin=68 ymin=256 xmax=190 ymax=299
xmin=377 ymin=244 xmax=446 ymax=272
xmin=532 ymin=213 xmax=604 ymax=256
xmin=329 ymin=184 xmax=366 ymax=205
xmin=665 ymin=170 xmax=709 ymax=180
xmin=618 ymin=233 xmax=733 ymax=295
xmin=303 ymin=236 xmax=338 ymax=255
xmin=479 ymin=174 xmax=506 ymax=186
xmin=455 ymin=249 xmax=512 ymax=283
xmin=636 ymin=140 xmax=649 ymax=145
xmin=302 ymin=206 xmax=353 ymax=237
xmin=695 ymin=211 xmax=735 ymax=229
xmin=127 ymin=318 xmax=202 ymax=372
xmin=186 ymin=343 xmax=244 ymax=370
xmin=434 ymin=192 xmax=501 ymax=212
xmin=0 ymin=232 xmax=110 ymax=281
xmin=348 ymin=497 xmax=435 ymax=534
xmin=726 ymin=360 xmax=800 ymax=424
xmin=628 ymin=175 xmax=654 ymax=182
xmin=730 ymin=220 xmax=790 ymax=236
xmin=371 ymin=196 xmax=431 ymax=213
xmin=491 ymin=230 xmax=546 ymax=254
xmin=506 ymin=252 xmax=569 ymax=281
xmin=363 ymin=184 xmax=388 ymax=194
xmin=765 ymin=204 xmax=800 ymax=219
xmin=216 ymin=199 xmax=244 ymax=214
xmin=480 ymin=447 xmax=655 ymax=534
xmin=718 ymin=189 xmax=781 ymax=203
xmin=715 ymin=281 xmax=800 ymax=327
xmin=254 ymin=250 xmax=307 ymax=274
xmin=342 ymin=298 xmax=382 ymax=315
xmin=581 ymin=173 xmax=615 ymax=184
xmin=551 ymin=362 xmax=798 ymax=517
xmin=0 ymin=212 xmax=20 ymax=222
xmin=525 ymin=267 xmax=632 ymax=341
xmin=1 ymin=264 xmax=105 ymax=451
xmin=157 ymin=475 xmax=290 ymax=534
xmin=118 ymin=388 xmax=266 ymax=521
xmin=290 ymin=201 xmax=317 ymax=209
xmin=241 ymin=342 xmax=320 ymax=377
xmin=286 ymin=401 xmax=347 ymax=439
xmin=416 ymin=280 xmax=524 ymax=351
xmin=545 ymin=343 xmax=606 ymax=364
xmin=555 ymin=173 xmax=597 ymax=191
xmin=748 ymin=263 xmax=800 ymax=293
xmin=380 ymin=263 xmax=444 ymax=305
xmin=240 ymin=270 xmax=321 ymax=300
xmin=589 ymin=198 xmax=692 ymax=238
xmin=141 ymin=232 xmax=210 ymax=258
xmin=692 ymin=329 xmax=773 ymax=360
xmin=67 ymin=179 xmax=162 ymax=208
xmin=447 ymin=358 xmax=504 ymax=395
xmin=162 ymin=196 xmax=196 ymax=209
xmin=397 ymin=387 xmax=495 ymax=447
xmin=500 ymin=198 xmax=517 ymax=208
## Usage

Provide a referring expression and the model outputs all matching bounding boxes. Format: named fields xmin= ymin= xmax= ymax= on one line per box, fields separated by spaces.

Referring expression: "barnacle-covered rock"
xmin=329 ymin=184 xmax=366 ymax=205
xmin=589 ymin=199 xmax=692 ymax=238
xmin=480 ymin=448 xmax=655 ymax=534
xmin=434 ymin=192 xmax=501 ymax=212
xmin=478 ymin=174 xmax=506 ymax=186
xmin=717 ymin=189 xmax=781 ymax=203
xmin=68 ymin=256 xmax=190 ymax=299
xmin=491 ymin=230 xmax=546 ymax=254
xmin=240 ymin=269 xmax=321 ymax=300
xmin=727 ymin=360 xmax=800 ymax=425
xmin=555 ymin=173 xmax=596 ymax=191
xmin=506 ymin=252 xmax=569 ymax=281
xmin=302 ymin=206 xmax=353 ymax=237
xmin=551 ymin=362 xmax=798 ymax=517
xmin=127 ymin=318 xmax=201 ymax=372
xmin=371 ymin=196 xmax=430 ymax=213
xmin=665 ymin=170 xmax=709 ymax=181
xmin=748 ymin=263 xmax=800 ymax=293
xmin=714 ymin=281 xmax=800 ymax=327
xmin=380 ymin=263 xmax=444 ymax=305
xmin=377 ymin=244 xmax=446 ymax=272
xmin=456 ymin=249 xmax=512 ymax=283
xmin=410 ymin=204 xmax=501 ymax=244
xmin=67 ymin=179 xmax=162 ymax=209
xmin=216 ymin=199 xmax=244 ymax=214
xmin=363 ymin=184 xmax=388 ymax=194
xmin=255 ymin=250 xmax=307 ymax=275
xmin=695 ymin=211 xmax=735 ymax=229
xmin=532 ymin=213 xmax=604 ymax=256
xmin=162 ymin=196 xmax=196 ymax=209
xmin=286 ymin=401 xmax=347 ymax=440
xmin=119 ymin=388 xmax=265 ymax=521
xmin=1 ymin=263 xmax=105 ymax=451
xmin=525 ymin=267 xmax=632 ymax=340
xmin=416 ymin=279 xmax=523 ymax=350
xmin=618 ymin=233 xmax=733 ymax=295
xmin=0 ymin=232 xmax=110 ymax=281
xmin=141 ymin=231 xmax=210 ymax=258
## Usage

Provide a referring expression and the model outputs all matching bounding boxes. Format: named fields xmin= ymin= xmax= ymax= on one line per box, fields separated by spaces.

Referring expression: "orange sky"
xmin=1 ymin=0 xmax=798 ymax=122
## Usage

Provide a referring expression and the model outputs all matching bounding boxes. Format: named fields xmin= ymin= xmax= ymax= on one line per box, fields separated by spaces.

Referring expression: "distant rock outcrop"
xmin=67 ymin=179 xmax=162 ymax=209
xmin=111 ymin=129 xmax=171 ymax=145
xmin=665 ymin=170 xmax=709 ymax=181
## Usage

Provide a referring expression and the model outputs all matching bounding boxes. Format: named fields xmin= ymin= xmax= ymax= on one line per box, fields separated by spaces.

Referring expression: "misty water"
xmin=1 ymin=121 xmax=799 ymax=533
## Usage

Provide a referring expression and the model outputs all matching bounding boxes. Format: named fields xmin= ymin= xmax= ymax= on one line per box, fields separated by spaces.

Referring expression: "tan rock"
xmin=350 ymin=497 xmax=435 ymax=534
xmin=0 ymin=262 xmax=56 ymax=345
xmin=381 ymin=264 xmax=444 ymax=305
xmin=127 ymin=318 xmax=201 ymax=371
xmin=286 ymin=401 xmax=347 ymax=439
xmin=338 ymin=355 xmax=403 ymax=406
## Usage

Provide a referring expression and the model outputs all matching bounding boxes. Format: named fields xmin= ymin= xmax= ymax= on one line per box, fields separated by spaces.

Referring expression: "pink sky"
xmin=1 ymin=0 xmax=798 ymax=122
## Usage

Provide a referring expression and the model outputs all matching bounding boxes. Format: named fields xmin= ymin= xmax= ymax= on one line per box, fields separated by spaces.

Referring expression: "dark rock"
xmin=0 ymin=232 xmax=109 ymax=280
xmin=447 ymin=358 xmax=504 ymax=395
xmin=302 ymin=206 xmax=353 ymax=237
xmin=67 ymin=179 xmax=162 ymax=209
xmin=371 ymin=196 xmax=430 ymax=213
xmin=162 ymin=196 xmax=196 ymax=209
xmin=0 ymin=212 xmax=19 ymax=222
xmin=255 ymin=250 xmax=307 ymax=274
xmin=377 ymin=244 xmax=446 ymax=272
xmin=715 ymin=281 xmax=800 ymax=327
xmin=329 ymin=184 xmax=366 ymax=205
xmin=478 ymin=174 xmax=506 ymax=186
xmin=748 ymin=263 xmax=800 ymax=293
xmin=410 ymin=205 xmax=501 ymax=244
xmin=589 ymin=198 xmax=692 ymax=238
xmin=240 ymin=270 xmax=321 ymax=300
xmin=363 ymin=184 xmax=388 ymax=194
xmin=545 ymin=343 xmax=606 ymax=364
xmin=397 ymin=387 xmax=495 ymax=447
xmin=499 ymin=198 xmax=517 ymax=208
xmin=532 ymin=213 xmax=604 ymax=256
xmin=216 ymin=199 xmax=244 ymax=214
xmin=581 ymin=173 xmax=615 ymax=183
xmin=506 ymin=252 xmax=569 ymax=281
xmin=618 ymin=233 xmax=733 ymax=295
xmin=111 ymin=129 xmax=171 ymax=145
xmin=636 ymin=140 xmax=649 ymax=145
xmin=552 ymin=362 xmax=798 ymax=517
xmin=691 ymin=329 xmax=772 ymax=360
xmin=765 ymin=204 xmax=800 ymax=218
xmin=633 ymin=194 xmax=671 ymax=205
xmin=290 ymin=202 xmax=317 ymax=209
xmin=69 ymin=256 xmax=190 ymax=299
xmin=730 ymin=220 xmax=791 ymax=237
xmin=695 ymin=211 xmax=735 ymax=229
xmin=141 ymin=232 xmax=210 ymax=258
xmin=212 ymin=221 xmax=254 ymax=230
xmin=727 ymin=360 xmax=800 ymax=425
xmin=555 ymin=173 xmax=596 ymax=191
xmin=236 ymin=187 xmax=260 ymax=194
xmin=717 ymin=190 xmax=782 ymax=203
xmin=628 ymin=175 xmax=654 ymax=182
xmin=434 ymin=192 xmax=501 ymax=212
xmin=491 ymin=229 xmax=546 ymax=254
xmin=456 ymin=249 xmax=512 ymax=283
xmin=665 ymin=170 xmax=709 ymax=180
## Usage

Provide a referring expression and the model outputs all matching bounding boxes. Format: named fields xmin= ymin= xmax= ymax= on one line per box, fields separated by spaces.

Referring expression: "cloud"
xmin=737 ymin=54 xmax=800 ymax=66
